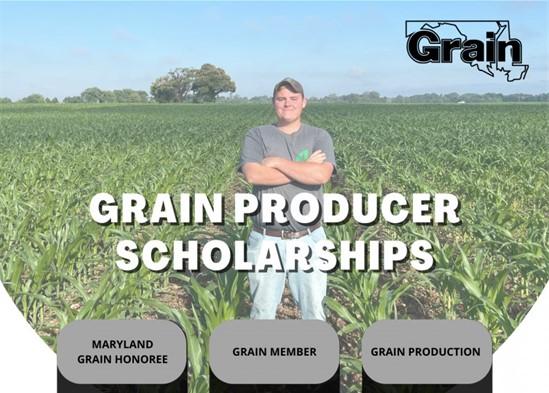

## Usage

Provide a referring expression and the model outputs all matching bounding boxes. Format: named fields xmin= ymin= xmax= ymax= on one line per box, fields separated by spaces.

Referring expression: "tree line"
xmin=1 ymin=62 xmax=547 ymax=104
xmin=197 ymin=92 xmax=549 ymax=103
xmin=1 ymin=63 xmax=236 ymax=104
xmin=388 ymin=92 xmax=549 ymax=103
xmin=4 ymin=91 xmax=548 ymax=104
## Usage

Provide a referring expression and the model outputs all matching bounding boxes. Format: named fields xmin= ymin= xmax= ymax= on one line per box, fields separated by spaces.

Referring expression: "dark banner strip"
xmin=362 ymin=366 xmax=492 ymax=393
xmin=210 ymin=366 xmax=340 ymax=393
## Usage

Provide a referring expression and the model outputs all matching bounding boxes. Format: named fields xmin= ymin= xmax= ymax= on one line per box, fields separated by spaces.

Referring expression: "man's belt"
xmin=253 ymin=222 xmax=322 ymax=240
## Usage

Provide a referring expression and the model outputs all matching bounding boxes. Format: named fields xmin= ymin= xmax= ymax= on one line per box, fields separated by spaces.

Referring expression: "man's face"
xmin=273 ymin=87 xmax=307 ymax=124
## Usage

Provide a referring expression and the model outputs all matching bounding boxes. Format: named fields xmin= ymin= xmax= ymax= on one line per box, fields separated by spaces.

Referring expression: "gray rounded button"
xmin=210 ymin=320 xmax=339 ymax=384
xmin=362 ymin=319 xmax=492 ymax=384
xmin=58 ymin=320 xmax=187 ymax=384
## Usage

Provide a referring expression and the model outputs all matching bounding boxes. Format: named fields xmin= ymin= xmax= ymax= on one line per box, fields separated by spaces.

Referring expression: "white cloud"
xmin=69 ymin=47 xmax=91 ymax=58
xmin=345 ymin=67 xmax=368 ymax=79
xmin=112 ymin=28 xmax=138 ymax=43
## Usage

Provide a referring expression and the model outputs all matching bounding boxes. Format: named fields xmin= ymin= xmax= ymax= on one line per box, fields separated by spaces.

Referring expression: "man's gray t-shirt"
xmin=239 ymin=123 xmax=336 ymax=231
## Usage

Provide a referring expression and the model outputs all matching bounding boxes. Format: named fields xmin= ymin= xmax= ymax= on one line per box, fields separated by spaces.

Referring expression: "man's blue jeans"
xmin=247 ymin=226 xmax=328 ymax=320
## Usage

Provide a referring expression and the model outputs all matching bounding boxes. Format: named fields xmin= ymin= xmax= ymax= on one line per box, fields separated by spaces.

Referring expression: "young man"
xmin=239 ymin=77 xmax=336 ymax=320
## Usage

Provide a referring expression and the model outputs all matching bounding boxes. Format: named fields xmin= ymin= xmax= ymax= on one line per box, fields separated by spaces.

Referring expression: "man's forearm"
xmin=242 ymin=163 xmax=292 ymax=186
xmin=272 ymin=159 xmax=333 ymax=185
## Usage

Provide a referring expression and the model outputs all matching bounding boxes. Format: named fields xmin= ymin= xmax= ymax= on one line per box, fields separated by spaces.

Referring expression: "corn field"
xmin=1 ymin=103 xmax=547 ymax=392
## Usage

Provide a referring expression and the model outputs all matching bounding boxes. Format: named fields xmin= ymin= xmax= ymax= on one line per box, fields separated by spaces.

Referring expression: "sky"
xmin=0 ymin=1 xmax=548 ymax=100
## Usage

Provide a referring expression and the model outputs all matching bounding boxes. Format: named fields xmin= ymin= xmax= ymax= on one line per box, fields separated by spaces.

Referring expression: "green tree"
xmin=135 ymin=90 xmax=148 ymax=102
xmin=443 ymin=92 xmax=460 ymax=103
xmin=81 ymin=87 xmax=106 ymax=103
xmin=150 ymin=68 xmax=195 ymax=103
xmin=249 ymin=95 xmax=270 ymax=103
xmin=19 ymin=94 xmax=45 ymax=103
xmin=63 ymin=96 xmax=82 ymax=103
xmin=0 ymin=97 xmax=12 ymax=104
xmin=113 ymin=89 xmax=148 ymax=103
xmin=191 ymin=63 xmax=236 ymax=102
xmin=364 ymin=91 xmax=382 ymax=102
xmin=101 ymin=90 xmax=116 ymax=103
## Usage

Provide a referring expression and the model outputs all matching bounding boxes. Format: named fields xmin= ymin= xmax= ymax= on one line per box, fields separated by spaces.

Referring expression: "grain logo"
xmin=405 ymin=20 xmax=529 ymax=82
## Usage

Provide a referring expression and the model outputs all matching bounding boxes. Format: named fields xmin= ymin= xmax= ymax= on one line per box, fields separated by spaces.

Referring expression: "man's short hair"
xmin=273 ymin=77 xmax=304 ymax=98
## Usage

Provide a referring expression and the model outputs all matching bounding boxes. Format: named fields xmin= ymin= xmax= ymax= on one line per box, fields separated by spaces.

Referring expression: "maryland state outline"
xmin=406 ymin=20 xmax=529 ymax=82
